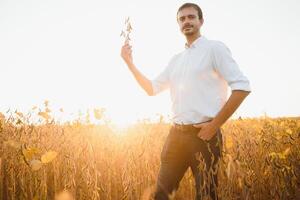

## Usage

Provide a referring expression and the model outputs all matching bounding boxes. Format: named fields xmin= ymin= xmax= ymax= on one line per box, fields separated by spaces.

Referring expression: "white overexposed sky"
xmin=0 ymin=0 xmax=299 ymax=125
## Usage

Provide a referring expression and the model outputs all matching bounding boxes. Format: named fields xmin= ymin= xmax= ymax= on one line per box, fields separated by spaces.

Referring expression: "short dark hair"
xmin=177 ymin=3 xmax=203 ymax=20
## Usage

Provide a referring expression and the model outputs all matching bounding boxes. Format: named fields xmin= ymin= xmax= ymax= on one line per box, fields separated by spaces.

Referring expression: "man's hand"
xmin=193 ymin=121 xmax=219 ymax=141
xmin=194 ymin=90 xmax=250 ymax=141
xmin=121 ymin=41 xmax=133 ymax=66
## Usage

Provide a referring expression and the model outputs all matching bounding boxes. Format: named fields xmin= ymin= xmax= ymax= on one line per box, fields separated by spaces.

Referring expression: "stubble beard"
xmin=183 ymin=27 xmax=196 ymax=37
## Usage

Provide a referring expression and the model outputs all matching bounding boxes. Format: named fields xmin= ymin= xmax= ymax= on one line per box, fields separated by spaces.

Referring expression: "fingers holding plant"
xmin=121 ymin=43 xmax=133 ymax=65
xmin=120 ymin=16 xmax=133 ymax=65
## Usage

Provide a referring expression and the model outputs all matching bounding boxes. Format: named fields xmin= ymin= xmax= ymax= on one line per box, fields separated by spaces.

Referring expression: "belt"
xmin=172 ymin=120 xmax=213 ymax=132
xmin=172 ymin=124 xmax=198 ymax=132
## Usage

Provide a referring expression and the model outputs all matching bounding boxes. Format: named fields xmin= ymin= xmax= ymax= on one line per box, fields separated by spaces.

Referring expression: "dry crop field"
xmin=0 ymin=106 xmax=299 ymax=200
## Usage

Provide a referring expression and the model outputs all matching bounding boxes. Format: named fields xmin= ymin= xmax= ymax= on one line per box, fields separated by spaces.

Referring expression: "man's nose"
xmin=182 ymin=19 xmax=192 ymax=25
xmin=183 ymin=21 xmax=192 ymax=28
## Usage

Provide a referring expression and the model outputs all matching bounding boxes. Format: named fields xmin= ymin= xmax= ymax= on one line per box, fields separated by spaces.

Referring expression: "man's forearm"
xmin=211 ymin=90 xmax=251 ymax=128
xmin=127 ymin=62 xmax=154 ymax=96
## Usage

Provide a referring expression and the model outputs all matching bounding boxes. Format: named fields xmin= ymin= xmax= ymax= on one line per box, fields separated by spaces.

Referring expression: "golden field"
xmin=0 ymin=106 xmax=299 ymax=200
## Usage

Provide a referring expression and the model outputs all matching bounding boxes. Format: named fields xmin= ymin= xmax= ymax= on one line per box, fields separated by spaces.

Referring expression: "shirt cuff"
xmin=230 ymin=81 xmax=251 ymax=92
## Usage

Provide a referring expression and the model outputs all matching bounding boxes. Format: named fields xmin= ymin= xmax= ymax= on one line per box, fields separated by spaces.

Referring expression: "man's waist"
xmin=172 ymin=119 xmax=213 ymax=132
xmin=171 ymin=113 xmax=215 ymax=125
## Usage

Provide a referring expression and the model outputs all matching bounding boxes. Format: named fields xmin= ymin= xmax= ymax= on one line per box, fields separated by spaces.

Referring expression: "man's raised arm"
xmin=120 ymin=43 xmax=154 ymax=96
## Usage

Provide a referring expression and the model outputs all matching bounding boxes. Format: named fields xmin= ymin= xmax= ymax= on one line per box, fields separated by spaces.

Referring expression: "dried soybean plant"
xmin=120 ymin=16 xmax=132 ymax=44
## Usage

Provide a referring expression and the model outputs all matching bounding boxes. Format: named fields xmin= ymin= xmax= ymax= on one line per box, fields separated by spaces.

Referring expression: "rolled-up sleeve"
xmin=151 ymin=57 xmax=174 ymax=95
xmin=212 ymin=41 xmax=251 ymax=92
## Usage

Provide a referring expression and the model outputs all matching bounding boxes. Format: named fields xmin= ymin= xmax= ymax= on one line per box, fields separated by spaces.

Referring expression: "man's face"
xmin=177 ymin=7 xmax=203 ymax=36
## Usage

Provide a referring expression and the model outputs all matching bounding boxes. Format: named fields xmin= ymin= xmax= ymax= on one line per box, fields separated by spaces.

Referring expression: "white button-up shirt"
xmin=151 ymin=36 xmax=251 ymax=125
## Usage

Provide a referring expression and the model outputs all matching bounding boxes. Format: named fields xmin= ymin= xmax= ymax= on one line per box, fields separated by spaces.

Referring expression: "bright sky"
xmin=1 ymin=0 xmax=299 ymax=126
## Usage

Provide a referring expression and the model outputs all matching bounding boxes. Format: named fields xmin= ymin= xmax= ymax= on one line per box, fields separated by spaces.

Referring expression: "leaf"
xmin=0 ymin=112 xmax=5 ymax=119
xmin=120 ymin=30 xmax=125 ymax=37
xmin=41 ymin=151 xmax=58 ymax=164
xmin=282 ymin=147 xmax=290 ymax=156
xmin=44 ymin=100 xmax=49 ymax=107
xmin=22 ymin=147 xmax=40 ymax=160
xmin=38 ymin=111 xmax=50 ymax=120
xmin=30 ymin=159 xmax=42 ymax=171
xmin=286 ymin=129 xmax=293 ymax=135
xmin=225 ymin=136 xmax=234 ymax=149
xmin=16 ymin=119 xmax=23 ymax=125
xmin=15 ymin=111 xmax=24 ymax=118
xmin=94 ymin=108 xmax=104 ymax=120
xmin=126 ymin=23 xmax=132 ymax=32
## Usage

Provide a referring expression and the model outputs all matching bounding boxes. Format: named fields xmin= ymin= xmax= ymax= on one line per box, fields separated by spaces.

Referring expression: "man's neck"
xmin=186 ymin=33 xmax=201 ymax=47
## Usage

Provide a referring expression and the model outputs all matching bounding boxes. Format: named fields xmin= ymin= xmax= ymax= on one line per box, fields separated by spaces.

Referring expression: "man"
xmin=121 ymin=3 xmax=251 ymax=200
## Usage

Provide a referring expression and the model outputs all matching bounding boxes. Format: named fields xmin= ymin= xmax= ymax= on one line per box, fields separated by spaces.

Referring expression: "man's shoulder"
xmin=205 ymin=38 xmax=227 ymax=49
xmin=203 ymin=39 xmax=230 ymax=55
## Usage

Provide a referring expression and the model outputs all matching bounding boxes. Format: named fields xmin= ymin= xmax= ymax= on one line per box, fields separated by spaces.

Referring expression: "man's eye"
xmin=188 ymin=15 xmax=196 ymax=19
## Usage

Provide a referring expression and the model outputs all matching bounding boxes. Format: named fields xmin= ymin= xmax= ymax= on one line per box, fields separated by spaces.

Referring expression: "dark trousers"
xmin=154 ymin=124 xmax=223 ymax=200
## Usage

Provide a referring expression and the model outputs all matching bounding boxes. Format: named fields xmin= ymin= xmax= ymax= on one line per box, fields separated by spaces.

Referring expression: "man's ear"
xmin=200 ymin=18 xmax=204 ymax=26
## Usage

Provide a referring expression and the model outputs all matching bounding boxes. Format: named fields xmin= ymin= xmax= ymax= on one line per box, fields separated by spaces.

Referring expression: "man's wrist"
xmin=210 ymin=118 xmax=222 ymax=130
xmin=126 ymin=61 xmax=134 ymax=69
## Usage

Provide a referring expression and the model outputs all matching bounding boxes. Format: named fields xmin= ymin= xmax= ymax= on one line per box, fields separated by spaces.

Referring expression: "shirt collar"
xmin=184 ymin=35 xmax=207 ymax=49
